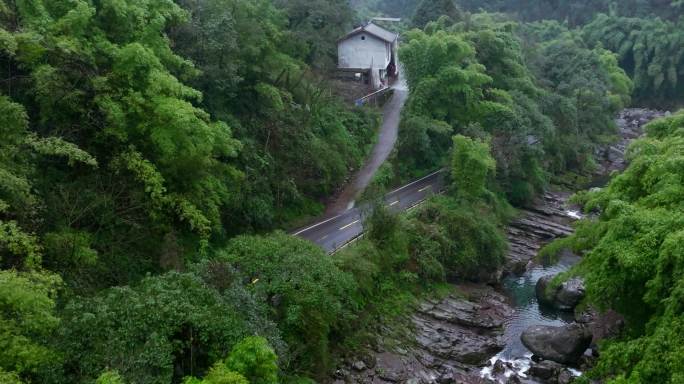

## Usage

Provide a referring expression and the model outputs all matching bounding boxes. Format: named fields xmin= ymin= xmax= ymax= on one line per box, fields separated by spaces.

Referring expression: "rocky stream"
xmin=331 ymin=109 xmax=668 ymax=384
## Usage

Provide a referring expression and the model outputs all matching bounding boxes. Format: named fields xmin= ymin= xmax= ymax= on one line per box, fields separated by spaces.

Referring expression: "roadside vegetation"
xmin=1 ymin=0 xmax=683 ymax=383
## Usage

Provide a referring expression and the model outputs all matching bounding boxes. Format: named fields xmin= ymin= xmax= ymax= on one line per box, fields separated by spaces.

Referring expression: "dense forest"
xmin=1 ymin=0 xmax=683 ymax=383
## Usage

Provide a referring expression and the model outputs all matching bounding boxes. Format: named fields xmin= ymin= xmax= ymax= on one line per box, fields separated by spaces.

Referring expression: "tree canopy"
xmin=2 ymin=0 xmax=683 ymax=383
xmin=397 ymin=16 xmax=631 ymax=204
xmin=545 ymin=111 xmax=684 ymax=384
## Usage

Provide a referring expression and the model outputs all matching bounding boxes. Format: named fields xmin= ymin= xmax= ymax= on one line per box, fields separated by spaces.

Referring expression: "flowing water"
xmin=480 ymin=109 xmax=668 ymax=383
xmin=482 ymin=230 xmax=582 ymax=382
xmin=499 ymin=251 xmax=580 ymax=359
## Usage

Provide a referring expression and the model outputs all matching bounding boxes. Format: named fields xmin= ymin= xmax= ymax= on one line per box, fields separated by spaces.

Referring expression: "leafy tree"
xmin=0 ymin=270 xmax=61 ymax=382
xmin=225 ymin=337 xmax=278 ymax=384
xmin=200 ymin=363 xmax=249 ymax=384
xmin=95 ymin=371 xmax=126 ymax=384
xmin=56 ymin=271 xmax=280 ymax=384
xmin=400 ymin=28 xmax=493 ymax=127
xmin=451 ymin=135 xmax=496 ymax=198
xmin=366 ymin=204 xmax=402 ymax=249
xmin=0 ymin=369 xmax=24 ymax=384
xmin=0 ymin=95 xmax=94 ymax=270
xmin=182 ymin=336 xmax=278 ymax=384
xmin=397 ymin=19 xmax=544 ymax=203
xmin=582 ymin=14 xmax=684 ymax=106
xmin=398 ymin=14 xmax=632 ymax=208
xmin=215 ymin=233 xmax=356 ymax=376
xmin=395 ymin=115 xmax=453 ymax=178
xmin=352 ymin=0 xmax=418 ymax=19
xmin=274 ymin=0 xmax=354 ymax=69
xmin=412 ymin=0 xmax=463 ymax=28
xmin=456 ymin=18 xmax=554 ymax=203
xmin=520 ymin=21 xmax=632 ymax=177
xmin=408 ymin=195 xmax=508 ymax=280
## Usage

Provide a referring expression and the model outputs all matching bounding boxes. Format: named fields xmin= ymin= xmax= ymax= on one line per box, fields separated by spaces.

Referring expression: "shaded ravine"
xmin=481 ymin=108 xmax=667 ymax=383
xmin=331 ymin=192 xmax=580 ymax=384
xmin=326 ymin=79 xmax=408 ymax=216
xmin=475 ymin=191 xmax=585 ymax=383
xmin=331 ymin=109 xmax=667 ymax=384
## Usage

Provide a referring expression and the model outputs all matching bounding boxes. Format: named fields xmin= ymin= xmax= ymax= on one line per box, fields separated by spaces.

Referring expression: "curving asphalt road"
xmin=292 ymin=71 xmax=446 ymax=253
xmin=293 ymin=170 xmax=445 ymax=253
xmin=326 ymin=79 xmax=409 ymax=215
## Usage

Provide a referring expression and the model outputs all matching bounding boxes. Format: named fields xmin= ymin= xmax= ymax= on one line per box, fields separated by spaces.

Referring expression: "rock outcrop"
xmin=527 ymin=359 xmax=565 ymax=381
xmin=536 ymin=275 xmax=586 ymax=311
xmin=595 ymin=109 xmax=668 ymax=176
xmin=414 ymin=292 xmax=508 ymax=367
xmin=505 ymin=192 xmax=577 ymax=275
xmin=333 ymin=285 xmax=510 ymax=383
xmin=521 ymin=324 xmax=592 ymax=365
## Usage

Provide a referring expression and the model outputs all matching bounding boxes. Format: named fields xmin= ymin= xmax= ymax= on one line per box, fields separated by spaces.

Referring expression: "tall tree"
xmin=274 ymin=0 xmax=354 ymax=69
xmin=412 ymin=0 xmax=463 ymax=28
xmin=171 ymin=0 xmax=379 ymax=233
xmin=0 ymin=0 xmax=242 ymax=289
xmin=582 ymin=13 xmax=684 ymax=107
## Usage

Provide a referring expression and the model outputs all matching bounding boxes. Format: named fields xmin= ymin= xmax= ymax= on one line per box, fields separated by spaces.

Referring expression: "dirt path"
xmin=326 ymin=80 xmax=408 ymax=215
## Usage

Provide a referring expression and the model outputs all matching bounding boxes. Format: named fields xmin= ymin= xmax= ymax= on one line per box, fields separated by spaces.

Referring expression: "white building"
xmin=338 ymin=22 xmax=399 ymax=90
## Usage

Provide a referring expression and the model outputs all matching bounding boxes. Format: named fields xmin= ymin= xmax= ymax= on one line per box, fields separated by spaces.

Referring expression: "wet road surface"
xmin=326 ymin=81 xmax=408 ymax=215
xmin=293 ymin=170 xmax=445 ymax=253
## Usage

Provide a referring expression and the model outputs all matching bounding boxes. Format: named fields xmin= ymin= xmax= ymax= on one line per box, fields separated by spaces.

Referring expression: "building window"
xmin=361 ymin=35 xmax=366 ymax=40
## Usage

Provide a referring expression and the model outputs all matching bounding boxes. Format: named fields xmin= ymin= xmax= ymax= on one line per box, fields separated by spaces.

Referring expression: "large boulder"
xmin=527 ymin=360 xmax=564 ymax=381
xmin=521 ymin=324 xmax=592 ymax=365
xmin=536 ymin=275 xmax=585 ymax=311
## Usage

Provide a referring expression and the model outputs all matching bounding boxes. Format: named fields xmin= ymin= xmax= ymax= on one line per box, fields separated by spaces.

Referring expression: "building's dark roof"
xmin=339 ymin=22 xmax=398 ymax=43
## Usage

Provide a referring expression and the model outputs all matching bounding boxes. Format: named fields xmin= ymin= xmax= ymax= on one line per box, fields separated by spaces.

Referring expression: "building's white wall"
xmin=338 ymin=33 xmax=391 ymax=70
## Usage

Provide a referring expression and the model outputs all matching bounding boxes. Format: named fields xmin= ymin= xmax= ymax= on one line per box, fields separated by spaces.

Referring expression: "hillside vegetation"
xmin=1 ymin=0 xmax=683 ymax=383
xmin=394 ymin=15 xmax=631 ymax=204
xmin=544 ymin=111 xmax=684 ymax=384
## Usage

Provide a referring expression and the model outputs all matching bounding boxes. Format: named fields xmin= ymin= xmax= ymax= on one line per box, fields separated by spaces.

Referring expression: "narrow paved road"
xmin=294 ymin=170 xmax=445 ymax=253
xmin=326 ymin=80 xmax=409 ymax=215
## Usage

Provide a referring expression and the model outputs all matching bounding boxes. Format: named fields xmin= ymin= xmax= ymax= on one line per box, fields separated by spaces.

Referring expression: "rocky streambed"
xmin=331 ymin=109 xmax=667 ymax=384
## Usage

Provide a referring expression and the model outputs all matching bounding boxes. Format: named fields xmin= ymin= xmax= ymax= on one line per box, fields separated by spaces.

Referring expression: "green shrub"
xmin=202 ymin=363 xmax=248 ymax=384
xmin=0 ymin=369 xmax=24 ymax=384
xmin=56 ymin=272 xmax=279 ymax=384
xmin=215 ymin=233 xmax=356 ymax=377
xmin=0 ymin=270 xmax=61 ymax=381
xmin=95 ymin=371 xmax=125 ymax=384
xmin=225 ymin=337 xmax=278 ymax=384
xmin=451 ymin=135 xmax=496 ymax=199
xmin=408 ymin=196 xmax=507 ymax=279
